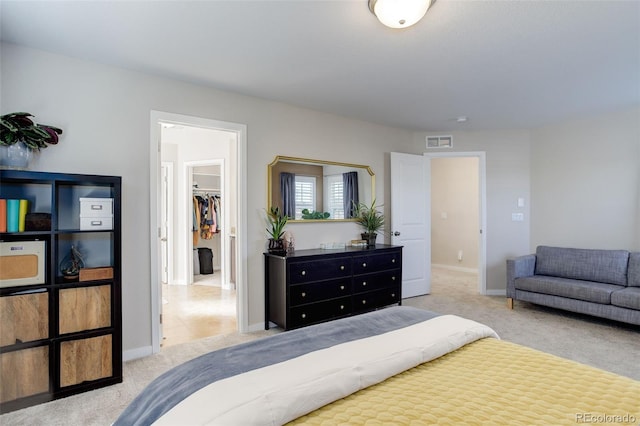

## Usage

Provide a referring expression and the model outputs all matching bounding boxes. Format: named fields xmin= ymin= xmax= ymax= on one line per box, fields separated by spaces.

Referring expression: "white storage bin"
xmin=79 ymin=198 xmax=113 ymax=217
xmin=80 ymin=216 xmax=113 ymax=231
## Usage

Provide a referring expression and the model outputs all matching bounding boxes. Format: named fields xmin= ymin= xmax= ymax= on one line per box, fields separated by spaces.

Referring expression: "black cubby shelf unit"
xmin=0 ymin=170 xmax=122 ymax=413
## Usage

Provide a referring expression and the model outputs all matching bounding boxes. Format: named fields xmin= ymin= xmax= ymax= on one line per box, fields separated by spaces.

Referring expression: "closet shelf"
xmin=193 ymin=187 xmax=220 ymax=192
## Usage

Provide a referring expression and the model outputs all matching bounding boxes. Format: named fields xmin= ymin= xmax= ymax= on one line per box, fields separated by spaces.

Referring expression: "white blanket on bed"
xmin=154 ymin=315 xmax=499 ymax=426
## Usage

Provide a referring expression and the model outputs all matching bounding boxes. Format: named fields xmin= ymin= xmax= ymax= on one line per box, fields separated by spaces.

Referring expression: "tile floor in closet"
xmin=161 ymin=272 xmax=237 ymax=349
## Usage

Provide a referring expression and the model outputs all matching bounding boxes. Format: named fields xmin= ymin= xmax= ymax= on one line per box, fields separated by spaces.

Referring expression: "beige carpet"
xmin=1 ymin=267 xmax=638 ymax=425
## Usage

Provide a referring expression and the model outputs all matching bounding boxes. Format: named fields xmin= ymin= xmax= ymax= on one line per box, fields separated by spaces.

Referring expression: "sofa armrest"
xmin=506 ymin=254 xmax=536 ymax=299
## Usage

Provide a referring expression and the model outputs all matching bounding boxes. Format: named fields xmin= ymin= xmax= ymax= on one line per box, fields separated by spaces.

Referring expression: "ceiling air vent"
xmin=426 ymin=135 xmax=453 ymax=148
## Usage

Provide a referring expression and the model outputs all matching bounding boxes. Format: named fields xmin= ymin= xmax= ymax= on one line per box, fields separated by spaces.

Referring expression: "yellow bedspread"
xmin=290 ymin=338 xmax=640 ymax=425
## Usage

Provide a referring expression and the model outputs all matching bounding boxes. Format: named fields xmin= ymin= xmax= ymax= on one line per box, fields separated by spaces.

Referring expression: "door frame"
xmin=161 ymin=162 xmax=173 ymax=286
xmin=424 ymin=151 xmax=487 ymax=295
xmin=150 ymin=110 xmax=248 ymax=354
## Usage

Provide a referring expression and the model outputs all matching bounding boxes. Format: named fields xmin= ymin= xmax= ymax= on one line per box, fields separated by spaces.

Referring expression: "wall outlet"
xmin=512 ymin=213 xmax=524 ymax=222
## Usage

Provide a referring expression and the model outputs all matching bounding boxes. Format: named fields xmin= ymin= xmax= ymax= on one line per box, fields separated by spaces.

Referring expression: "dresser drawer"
xmin=352 ymin=288 xmax=400 ymax=314
xmin=353 ymin=270 xmax=400 ymax=294
xmin=352 ymin=252 xmax=401 ymax=275
xmin=289 ymin=297 xmax=352 ymax=329
xmin=289 ymin=257 xmax=352 ymax=284
xmin=290 ymin=279 xmax=352 ymax=306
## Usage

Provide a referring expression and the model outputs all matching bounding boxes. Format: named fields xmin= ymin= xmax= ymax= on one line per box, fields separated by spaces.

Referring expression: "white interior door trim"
xmin=424 ymin=151 xmax=487 ymax=295
xmin=150 ymin=110 xmax=248 ymax=355
xmin=161 ymin=162 xmax=173 ymax=286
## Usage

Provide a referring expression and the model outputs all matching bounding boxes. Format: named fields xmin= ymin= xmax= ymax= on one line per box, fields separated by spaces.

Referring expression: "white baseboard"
xmin=485 ymin=289 xmax=507 ymax=296
xmin=432 ymin=263 xmax=478 ymax=274
xmin=123 ymin=345 xmax=153 ymax=361
xmin=246 ymin=321 xmax=278 ymax=332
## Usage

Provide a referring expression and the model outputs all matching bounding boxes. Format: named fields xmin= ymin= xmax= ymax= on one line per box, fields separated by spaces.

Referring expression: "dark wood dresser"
xmin=264 ymin=245 xmax=402 ymax=330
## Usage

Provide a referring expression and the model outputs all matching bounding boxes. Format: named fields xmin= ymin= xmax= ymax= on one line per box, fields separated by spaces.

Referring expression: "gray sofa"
xmin=507 ymin=246 xmax=640 ymax=326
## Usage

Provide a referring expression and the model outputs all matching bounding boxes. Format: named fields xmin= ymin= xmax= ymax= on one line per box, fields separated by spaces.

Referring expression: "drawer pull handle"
xmin=340 ymin=285 xmax=345 ymax=290
xmin=91 ymin=220 xmax=103 ymax=226
xmin=392 ymin=259 xmax=396 ymax=263
xmin=340 ymin=305 xmax=345 ymax=310
xmin=362 ymin=262 xmax=367 ymax=268
xmin=301 ymin=271 xmax=306 ymax=276
xmin=301 ymin=292 xmax=306 ymax=297
xmin=392 ymin=276 xmax=396 ymax=281
xmin=362 ymin=300 xmax=367 ymax=305
xmin=391 ymin=293 xmax=395 ymax=297
xmin=301 ymin=313 xmax=306 ymax=319
xmin=362 ymin=282 xmax=367 ymax=286
xmin=340 ymin=265 xmax=345 ymax=270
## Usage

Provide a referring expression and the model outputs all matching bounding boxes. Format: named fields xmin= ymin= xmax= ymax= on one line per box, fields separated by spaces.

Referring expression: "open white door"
xmin=390 ymin=152 xmax=430 ymax=298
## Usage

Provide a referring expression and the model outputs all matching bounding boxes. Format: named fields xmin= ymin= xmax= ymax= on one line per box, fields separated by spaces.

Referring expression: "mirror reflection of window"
xmin=325 ymin=174 xmax=344 ymax=219
xmin=295 ymin=176 xmax=315 ymax=219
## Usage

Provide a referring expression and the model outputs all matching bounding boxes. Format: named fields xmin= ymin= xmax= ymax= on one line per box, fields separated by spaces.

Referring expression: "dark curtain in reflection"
xmin=343 ymin=171 xmax=359 ymax=218
xmin=280 ymin=172 xmax=296 ymax=218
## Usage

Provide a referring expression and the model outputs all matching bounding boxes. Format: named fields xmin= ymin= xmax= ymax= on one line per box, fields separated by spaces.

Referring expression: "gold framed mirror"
xmin=267 ymin=156 xmax=375 ymax=222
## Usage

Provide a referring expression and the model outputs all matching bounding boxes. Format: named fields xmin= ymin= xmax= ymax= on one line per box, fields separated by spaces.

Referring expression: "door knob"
xmin=393 ymin=231 xmax=401 ymax=236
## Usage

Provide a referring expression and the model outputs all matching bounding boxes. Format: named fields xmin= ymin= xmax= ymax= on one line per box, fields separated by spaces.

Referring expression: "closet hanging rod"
xmin=193 ymin=188 xmax=220 ymax=194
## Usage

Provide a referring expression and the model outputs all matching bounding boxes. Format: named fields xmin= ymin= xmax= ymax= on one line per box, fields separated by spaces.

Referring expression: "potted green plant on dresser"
xmin=266 ymin=206 xmax=288 ymax=254
xmin=354 ymin=199 xmax=385 ymax=246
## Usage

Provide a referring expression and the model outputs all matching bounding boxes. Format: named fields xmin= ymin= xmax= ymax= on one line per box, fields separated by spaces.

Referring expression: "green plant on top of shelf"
xmin=0 ymin=112 xmax=63 ymax=150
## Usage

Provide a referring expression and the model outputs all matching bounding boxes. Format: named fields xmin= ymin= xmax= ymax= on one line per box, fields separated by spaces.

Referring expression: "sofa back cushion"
xmin=628 ymin=252 xmax=640 ymax=287
xmin=535 ymin=246 xmax=629 ymax=286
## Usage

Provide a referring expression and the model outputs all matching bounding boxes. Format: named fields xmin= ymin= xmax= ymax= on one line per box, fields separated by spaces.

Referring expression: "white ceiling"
xmin=1 ymin=0 xmax=639 ymax=132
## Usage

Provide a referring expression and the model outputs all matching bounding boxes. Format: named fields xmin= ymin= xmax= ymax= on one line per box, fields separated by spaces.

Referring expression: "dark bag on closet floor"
xmin=198 ymin=247 xmax=214 ymax=275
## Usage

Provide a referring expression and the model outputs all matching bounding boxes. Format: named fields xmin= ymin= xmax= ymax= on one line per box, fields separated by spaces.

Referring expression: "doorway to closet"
xmin=428 ymin=153 xmax=485 ymax=296
xmin=159 ymin=124 xmax=237 ymax=349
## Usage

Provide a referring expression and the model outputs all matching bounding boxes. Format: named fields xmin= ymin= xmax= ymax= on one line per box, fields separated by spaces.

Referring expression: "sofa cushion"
xmin=535 ymin=246 xmax=629 ymax=286
xmin=515 ymin=276 xmax=622 ymax=304
xmin=628 ymin=252 xmax=640 ymax=287
xmin=611 ymin=287 xmax=640 ymax=310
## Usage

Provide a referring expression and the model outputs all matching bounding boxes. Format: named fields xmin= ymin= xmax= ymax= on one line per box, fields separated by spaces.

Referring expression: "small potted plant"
xmin=354 ymin=199 xmax=385 ymax=246
xmin=0 ymin=112 xmax=63 ymax=169
xmin=266 ymin=206 xmax=289 ymax=254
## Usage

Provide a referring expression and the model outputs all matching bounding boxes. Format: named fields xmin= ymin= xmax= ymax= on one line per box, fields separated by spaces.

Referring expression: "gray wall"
xmin=530 ymin=108 xmax=640 ymax=251
xmin=1 ymin=43 xmax=414 ymax=356
xmin=3 ymin=42 xmax=638 ymax=357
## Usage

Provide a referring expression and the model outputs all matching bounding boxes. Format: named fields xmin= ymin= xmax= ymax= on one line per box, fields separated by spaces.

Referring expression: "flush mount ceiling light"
xmin=368 ymin=0 xmax=435 ymax=29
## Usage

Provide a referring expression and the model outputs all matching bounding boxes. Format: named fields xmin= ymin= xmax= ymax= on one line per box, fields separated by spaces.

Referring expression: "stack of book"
xmin=0 ymin=199 xmax=29 ymax=233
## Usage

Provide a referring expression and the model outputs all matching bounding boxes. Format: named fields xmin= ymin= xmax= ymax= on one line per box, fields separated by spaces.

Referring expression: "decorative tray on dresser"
xmin=264 ymin=245 xmax=402 ymax=330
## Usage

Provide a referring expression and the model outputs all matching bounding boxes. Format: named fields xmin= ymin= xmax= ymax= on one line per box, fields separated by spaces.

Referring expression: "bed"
xmin=114 ymin=306 xmax=640 ymax=425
